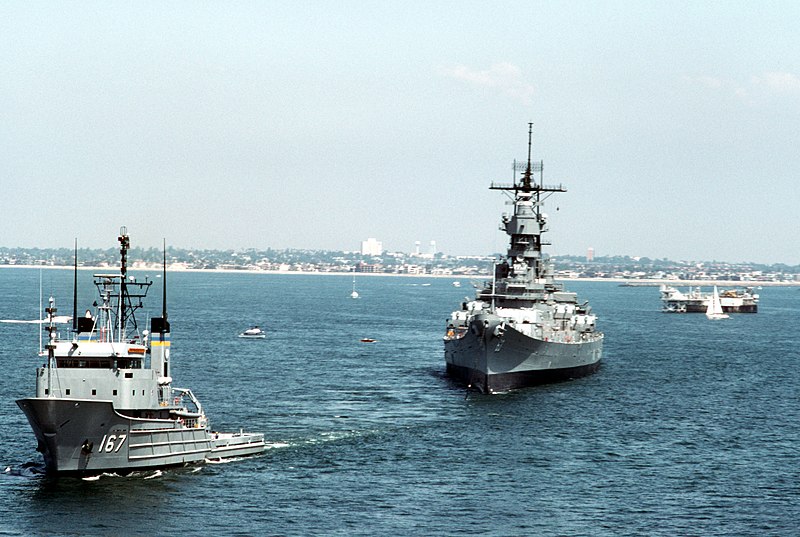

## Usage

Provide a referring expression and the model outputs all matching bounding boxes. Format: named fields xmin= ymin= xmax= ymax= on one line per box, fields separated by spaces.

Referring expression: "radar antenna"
xmin=162 ymin=239 xmax=168 ymax=321
xmin=72 ymin=238 xmax=78 ymax=333
xmin=521 ymin=122 xmax=533 ymax=191
xmin=118 ymin=226 xmax=129 ymax=339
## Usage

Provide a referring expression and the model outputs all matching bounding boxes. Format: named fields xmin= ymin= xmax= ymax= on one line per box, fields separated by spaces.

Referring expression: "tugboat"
xmin=16 ymin=228 xmax=265 ymax=475
xmin=444 ymin=125 xmax=603 ymax=393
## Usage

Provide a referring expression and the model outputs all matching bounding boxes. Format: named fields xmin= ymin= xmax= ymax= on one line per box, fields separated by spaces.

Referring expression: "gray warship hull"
xmin=444 ymin=125 xmax=604 ymax=393
xmin=444 ymin=317 xmax=602 ymax=393
xmin=17 ymin=397 xmax=264 ymax=475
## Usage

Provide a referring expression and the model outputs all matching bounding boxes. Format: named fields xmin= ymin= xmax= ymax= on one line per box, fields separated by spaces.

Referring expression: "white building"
xmin=360 ymin=238 xmax=383 ymax=256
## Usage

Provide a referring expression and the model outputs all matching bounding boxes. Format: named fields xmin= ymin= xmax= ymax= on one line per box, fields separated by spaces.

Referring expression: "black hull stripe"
xmin=446 ymin=361 xmax=601 ymax=394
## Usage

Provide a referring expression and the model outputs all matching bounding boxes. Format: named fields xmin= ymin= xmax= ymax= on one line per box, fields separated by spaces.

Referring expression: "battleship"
xmin=16 ymin=228 xmax=265 ymax=475
xmin=444 ymin=125 xmax=603 ymax=393
xmin=660 ymin=284 xmax=759 ymax=313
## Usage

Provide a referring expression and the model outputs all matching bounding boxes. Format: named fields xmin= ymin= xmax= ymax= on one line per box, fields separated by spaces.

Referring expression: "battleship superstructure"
xmin=16 ymin=228 xmax=265 ymax=474
xmin=444 ymin=125 xmax=603 ymax=393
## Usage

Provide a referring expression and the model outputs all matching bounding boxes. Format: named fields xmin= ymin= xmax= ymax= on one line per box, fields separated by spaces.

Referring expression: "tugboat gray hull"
xmin=17 ymin=398 xmax=265 ymax=475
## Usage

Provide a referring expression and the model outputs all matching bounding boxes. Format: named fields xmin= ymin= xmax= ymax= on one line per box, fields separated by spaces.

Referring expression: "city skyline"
xmin=2 ymin=2 xmax=799 ymax=264
xmin=3 ymin=240 xmax=800 ymax=270
xmin=3 ymin=242 xmax=800 ymax=286
xmin=2 ymin=228 xmax=799 ymax=267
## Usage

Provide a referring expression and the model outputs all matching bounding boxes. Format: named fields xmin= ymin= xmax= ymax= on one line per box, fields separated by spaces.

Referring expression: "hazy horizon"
xmin=1 ymin=240 xmax=797 ymax=268
xmin=3 ymin=2 xmax=799 ymax=264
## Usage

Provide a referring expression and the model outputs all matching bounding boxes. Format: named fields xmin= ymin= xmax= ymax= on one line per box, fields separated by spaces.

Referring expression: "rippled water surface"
xmin=1 ymin=268 xmax=799 ymax=536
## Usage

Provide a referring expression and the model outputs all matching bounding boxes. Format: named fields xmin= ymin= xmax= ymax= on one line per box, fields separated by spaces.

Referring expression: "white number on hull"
xmin=98 ymin=434 xmax=128 ymax=453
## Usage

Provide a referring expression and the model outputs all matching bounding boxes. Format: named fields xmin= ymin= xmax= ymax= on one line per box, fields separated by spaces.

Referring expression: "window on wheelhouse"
xmin=56 ymin=357 xmax=115 ymax=368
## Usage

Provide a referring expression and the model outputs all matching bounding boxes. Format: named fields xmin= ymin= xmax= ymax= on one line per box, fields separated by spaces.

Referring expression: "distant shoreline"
xmin=2 ymin=264 xmax=798 ymax=286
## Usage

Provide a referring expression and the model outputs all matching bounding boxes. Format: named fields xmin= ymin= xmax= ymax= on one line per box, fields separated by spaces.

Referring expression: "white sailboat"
xmin=350 ymin=273 xmax=359 ymax=299
xmin=706 ymin=286 xmax=730 ymax=320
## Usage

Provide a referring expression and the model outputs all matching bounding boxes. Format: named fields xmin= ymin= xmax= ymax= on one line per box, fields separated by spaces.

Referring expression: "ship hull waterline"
xmin=444 ymin=322 xmax=603 ymax=394
xmin=16 ymin=398 xmax=265 ymax=475
xmin=445 ymin=360 xmax=601 ymax=393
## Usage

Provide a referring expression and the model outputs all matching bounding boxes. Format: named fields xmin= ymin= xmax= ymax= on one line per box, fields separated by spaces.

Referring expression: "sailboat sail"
xmin=706 ymin=286 xmax=729 ymax=319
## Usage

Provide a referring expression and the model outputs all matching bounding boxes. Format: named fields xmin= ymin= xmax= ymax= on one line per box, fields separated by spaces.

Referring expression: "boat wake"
xmin=205 ymin=456 xmax=239 ymax=465
xmin=2 ymin=461 xmax=46 ymax=478
xmin=80 ymin=470 xmax=167 ymax=481
xmin=302 ymin=429 xmax=380 ymax=446
xmin=81 ymin=472 xmax=121 ymax=481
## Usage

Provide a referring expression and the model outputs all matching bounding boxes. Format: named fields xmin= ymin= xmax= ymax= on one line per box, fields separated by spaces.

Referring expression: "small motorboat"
xmin=360 ymin=338 xmax=377 ymax=343
xmin=238 ymin=326 xmax=266 ymax=339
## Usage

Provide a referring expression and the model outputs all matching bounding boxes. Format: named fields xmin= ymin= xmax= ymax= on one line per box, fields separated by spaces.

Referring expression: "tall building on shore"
xmin=587 ymin=247 xmax=594 ymax=262
xmin=361 ymin=238 xmax=383 ymax=256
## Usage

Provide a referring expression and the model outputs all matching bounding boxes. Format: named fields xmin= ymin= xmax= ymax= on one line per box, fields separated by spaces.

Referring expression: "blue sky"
xmin=2 ymin=1 xmax=799 ymax=263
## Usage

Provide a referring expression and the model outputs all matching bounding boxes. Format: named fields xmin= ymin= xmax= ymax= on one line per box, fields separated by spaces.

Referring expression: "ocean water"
xmin=1 ymin=268 xmax=798 ymax=536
